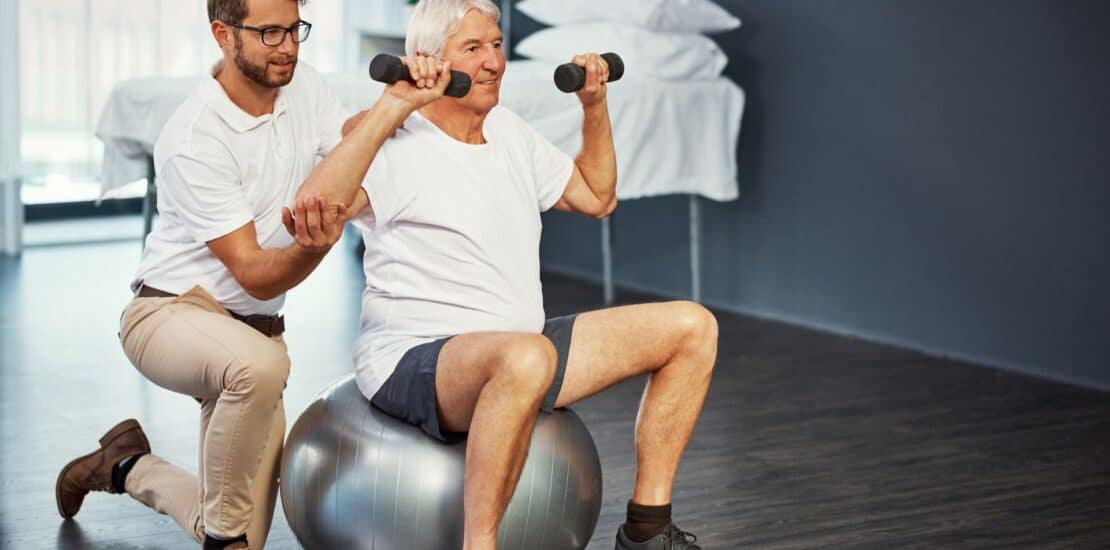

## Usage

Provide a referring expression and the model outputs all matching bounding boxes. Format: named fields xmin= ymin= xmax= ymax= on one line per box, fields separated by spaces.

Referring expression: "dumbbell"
xmin=370 ymin=52 xmax=624 ymax=96
xmin=368 ymin=53 xmax=472 ymax=98
xmin=554 ymin=53 xmax=625 ymax=93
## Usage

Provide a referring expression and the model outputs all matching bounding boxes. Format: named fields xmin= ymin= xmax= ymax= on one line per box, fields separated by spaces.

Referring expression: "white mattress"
xmin=97 ymin=61 xmax=744 ymax=202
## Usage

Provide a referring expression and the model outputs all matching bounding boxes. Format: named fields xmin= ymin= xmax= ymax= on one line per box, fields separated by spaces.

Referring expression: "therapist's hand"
xmin=386 ymin=55 xmax=453 ymax=111
xmin=282 ymin=195 xmax=348 ymax=256
xmin=571 ymin=53 xmax=609 ymax=109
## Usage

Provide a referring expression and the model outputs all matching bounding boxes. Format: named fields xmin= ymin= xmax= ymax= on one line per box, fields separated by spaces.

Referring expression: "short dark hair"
xmin=208 ymin=0 xmax=306 ymax=24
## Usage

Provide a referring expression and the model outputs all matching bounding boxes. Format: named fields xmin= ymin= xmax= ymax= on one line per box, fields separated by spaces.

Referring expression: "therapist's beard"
xmin=233 ymin=36 xmax=296 ymax=88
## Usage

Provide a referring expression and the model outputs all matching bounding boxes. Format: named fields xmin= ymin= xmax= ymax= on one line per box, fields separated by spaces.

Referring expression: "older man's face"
xmin=440 ymin=9 xmax=505 ymax=113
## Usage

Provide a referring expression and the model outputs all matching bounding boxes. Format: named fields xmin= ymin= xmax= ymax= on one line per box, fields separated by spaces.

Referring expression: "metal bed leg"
xmin=1 ymin=177 xmax=22 ymax=256
xmin=141 ymin=155 xmax=156 ymax=248
xmin=602 ymin=214 xmax=615 ymax=305
xmin=689 ymin=194 xmax=702 ymax=303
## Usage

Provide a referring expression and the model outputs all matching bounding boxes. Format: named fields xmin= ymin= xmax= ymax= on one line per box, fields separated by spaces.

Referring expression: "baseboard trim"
xmin=539 ymin=262 xmax=1110 ymax=394
xmin=25 ymin=198 xmax=144 ymax=221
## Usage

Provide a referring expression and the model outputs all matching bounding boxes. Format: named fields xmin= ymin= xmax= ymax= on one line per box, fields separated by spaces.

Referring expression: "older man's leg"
xmin=434 ymin=332 xmax=558 ymax=550
xmin=553 ymin=301 xmax=718 ymax=544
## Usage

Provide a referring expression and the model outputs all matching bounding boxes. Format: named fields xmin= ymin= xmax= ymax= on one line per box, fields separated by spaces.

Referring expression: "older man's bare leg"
xmin=430 ymin=301 xmax=716 ymax=549
xmin=433 ymin=332 xmax=558 ymax=550
xmin=554 ymin=301 xmax=718 ymax=507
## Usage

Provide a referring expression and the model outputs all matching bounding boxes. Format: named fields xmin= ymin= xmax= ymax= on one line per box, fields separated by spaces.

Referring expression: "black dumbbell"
xmin=554 ymin=53 xmax=625 ymax=93
xmin=369 ymin=53 xmax=472 ymax=98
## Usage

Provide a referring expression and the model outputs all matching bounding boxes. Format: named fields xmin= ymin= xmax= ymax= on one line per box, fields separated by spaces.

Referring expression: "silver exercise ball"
xmin=280 ymin=375 xmax=603 ymax=550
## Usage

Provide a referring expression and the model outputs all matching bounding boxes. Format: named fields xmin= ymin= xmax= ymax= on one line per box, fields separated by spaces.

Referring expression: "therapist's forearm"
xmin=297 ymin=97 xmax=412 ymax=209
xmin=575 ymin=101 xmax=617 ymax=203
xmin=236 ymin=244 xmax=328 ymax=301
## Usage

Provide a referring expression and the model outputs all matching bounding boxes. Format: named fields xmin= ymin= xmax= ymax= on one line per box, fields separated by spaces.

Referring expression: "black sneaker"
xmin=615 ymin=524 xmax=703 ymax=549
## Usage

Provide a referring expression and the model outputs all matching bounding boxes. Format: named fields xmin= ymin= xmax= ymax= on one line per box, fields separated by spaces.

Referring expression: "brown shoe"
xmin=55 ymin=418 xmax=151 ymax=518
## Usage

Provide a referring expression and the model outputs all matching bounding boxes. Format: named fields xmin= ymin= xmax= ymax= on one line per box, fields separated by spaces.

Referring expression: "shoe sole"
xmin=55 ymin=418 xmax=142 ymax=519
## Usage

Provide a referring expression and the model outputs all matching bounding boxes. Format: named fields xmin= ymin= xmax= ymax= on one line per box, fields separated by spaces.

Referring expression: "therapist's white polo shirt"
xmin=132 ymin=63 xmax=345 ymax=316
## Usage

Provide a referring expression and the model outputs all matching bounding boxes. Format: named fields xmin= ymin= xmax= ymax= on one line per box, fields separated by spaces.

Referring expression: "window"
xmin=19 ymin=0 xmax=343 ymax=205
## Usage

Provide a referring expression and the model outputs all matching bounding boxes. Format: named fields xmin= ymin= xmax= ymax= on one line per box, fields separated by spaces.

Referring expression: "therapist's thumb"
xmin=281 ymin=207 xmax=295 ymax=236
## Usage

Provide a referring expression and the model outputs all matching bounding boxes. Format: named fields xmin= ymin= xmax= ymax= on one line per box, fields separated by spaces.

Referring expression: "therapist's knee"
xmin=224 ymin=343 xmax=290 ymax=403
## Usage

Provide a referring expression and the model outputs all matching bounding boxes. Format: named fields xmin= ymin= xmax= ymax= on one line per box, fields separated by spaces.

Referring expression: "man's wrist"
xmin=582 ymin=96 xmax=608 ymax=112
xmin=581 ymin=100 xmax=609 ymax=125
xmin=372 ymin=94 xmax=416 ymax=126
xmin=289 ymin=241 xmax=328 ymax=261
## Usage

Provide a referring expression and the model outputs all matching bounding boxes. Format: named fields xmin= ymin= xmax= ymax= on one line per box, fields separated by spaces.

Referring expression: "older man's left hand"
xmin=572 ymin=53 xmax=609 ymax=108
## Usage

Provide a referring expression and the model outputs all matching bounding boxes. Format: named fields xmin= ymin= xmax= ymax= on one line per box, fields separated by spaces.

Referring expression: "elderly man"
xmin=51 ymin=0 xmax=401 ymax=548
xmin=303 ymin=1 xmax=718 ymax=548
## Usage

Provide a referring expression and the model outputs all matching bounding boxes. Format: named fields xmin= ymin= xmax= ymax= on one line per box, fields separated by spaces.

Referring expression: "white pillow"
xmin=515 ymin=23 xmax=729 ymax=80
xmin=516 ymin=0 xmax=741 ymax=34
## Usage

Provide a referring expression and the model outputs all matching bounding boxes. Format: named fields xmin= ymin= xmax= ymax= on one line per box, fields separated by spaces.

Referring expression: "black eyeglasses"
xmin=226 ymin=20 xmax=312 ymax=47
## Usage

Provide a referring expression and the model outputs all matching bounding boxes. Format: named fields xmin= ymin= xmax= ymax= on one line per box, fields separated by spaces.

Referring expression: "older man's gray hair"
xmin=405 ymin=0 xmax=501 ymax=58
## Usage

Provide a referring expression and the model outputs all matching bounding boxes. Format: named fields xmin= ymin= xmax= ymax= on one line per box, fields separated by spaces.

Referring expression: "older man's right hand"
xmin=385 ymin=55 xmax=453 ymax=110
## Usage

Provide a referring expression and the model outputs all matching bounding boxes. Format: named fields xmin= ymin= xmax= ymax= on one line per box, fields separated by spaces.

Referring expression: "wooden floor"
xmin=1 ymin=228 xmax=1108 ymax=549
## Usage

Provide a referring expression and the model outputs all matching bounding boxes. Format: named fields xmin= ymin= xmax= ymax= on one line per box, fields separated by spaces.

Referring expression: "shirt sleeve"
xmin=315 ymin=77 xmax=347 ymax=158
xmin=522 ymin=117 xmax=575 ymax=212
xmin=353 ymin=144 xmax=410 ymax=231
xmin=157 ymin=147 xmax=253 ymax=243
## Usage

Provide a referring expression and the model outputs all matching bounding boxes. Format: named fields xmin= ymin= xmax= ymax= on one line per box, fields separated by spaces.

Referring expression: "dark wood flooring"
xmin=1 ymin=228 xmax=1108 ymax=549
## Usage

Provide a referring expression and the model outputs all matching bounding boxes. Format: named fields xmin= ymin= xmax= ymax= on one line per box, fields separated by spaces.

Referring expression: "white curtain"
xmin=1 ymin=0 xmax=22 ymax=255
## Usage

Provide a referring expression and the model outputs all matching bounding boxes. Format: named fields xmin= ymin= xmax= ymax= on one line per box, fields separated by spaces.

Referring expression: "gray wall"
xmin=519 ymin=1 xmax=1110 ymax=390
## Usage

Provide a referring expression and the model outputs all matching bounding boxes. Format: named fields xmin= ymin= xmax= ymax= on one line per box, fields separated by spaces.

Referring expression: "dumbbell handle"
xmin=554 ymin=53 xmax=625 ymax=93
xmin=368 ymin=54 xmax=472 ymax=98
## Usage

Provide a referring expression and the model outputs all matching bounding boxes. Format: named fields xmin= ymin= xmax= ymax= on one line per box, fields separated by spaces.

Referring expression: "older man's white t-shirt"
xmin=353 ymin=106 xmax=574 ymax=399
xmin=132 ymin=63 xmax=345 ymax=315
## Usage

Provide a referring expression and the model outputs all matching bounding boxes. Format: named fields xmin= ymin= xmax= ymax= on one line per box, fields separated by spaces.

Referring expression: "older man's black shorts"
xmin=370 ymin=314 xmax=578 ymax=443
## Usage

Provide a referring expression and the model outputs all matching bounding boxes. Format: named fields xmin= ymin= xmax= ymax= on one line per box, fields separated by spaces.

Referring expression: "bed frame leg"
xmin=690 ymin=194 xmax=701 ymax=303
xmin=602 ymin=215 xmax=614 ymax=305
xmin=141 ymin=155 xmax=156 ymax=248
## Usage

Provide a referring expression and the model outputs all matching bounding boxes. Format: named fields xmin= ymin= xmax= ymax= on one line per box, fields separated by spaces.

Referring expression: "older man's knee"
xmin=491 ymin=335 xmax=558 ymax=398
xmin=671 ymin=301 xmax=718 ymax=366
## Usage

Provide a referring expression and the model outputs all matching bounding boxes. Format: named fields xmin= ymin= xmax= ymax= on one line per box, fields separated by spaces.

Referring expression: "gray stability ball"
xmin=280 ymin=375 xmax=603 ymax=550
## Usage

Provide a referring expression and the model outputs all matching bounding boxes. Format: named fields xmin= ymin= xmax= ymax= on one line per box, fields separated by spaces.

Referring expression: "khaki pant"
xmin=118 ymin=286 xmax=289 ymax=547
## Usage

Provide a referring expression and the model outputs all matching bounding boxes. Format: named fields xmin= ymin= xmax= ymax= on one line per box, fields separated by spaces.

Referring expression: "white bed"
xmin=96 ymin=60 xmax=744 ymax=302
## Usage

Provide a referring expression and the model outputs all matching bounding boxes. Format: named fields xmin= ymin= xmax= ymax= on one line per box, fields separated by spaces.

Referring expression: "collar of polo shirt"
xmin=201 ymin=74 xmax=290 ymax=134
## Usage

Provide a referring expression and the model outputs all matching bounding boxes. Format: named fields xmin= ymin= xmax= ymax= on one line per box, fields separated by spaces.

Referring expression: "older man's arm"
xmin=298 ymin=57 xmax=454 ymax=221
xmin=553 ymin=53 xmax=618 ymax=219
xmin=342 ymin=110 xmax=369 ymax=138
xmin=296 ymin=99 xmax=409 ymax=219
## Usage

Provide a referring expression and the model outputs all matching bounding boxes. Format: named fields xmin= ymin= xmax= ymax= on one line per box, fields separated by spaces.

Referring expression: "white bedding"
xmin=96 ymin=60 xmax=744 ymax=202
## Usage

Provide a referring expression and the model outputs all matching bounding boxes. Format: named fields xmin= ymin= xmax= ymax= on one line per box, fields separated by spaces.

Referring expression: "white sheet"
xmin=96 ymin=61 xmax=744 ymax=202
